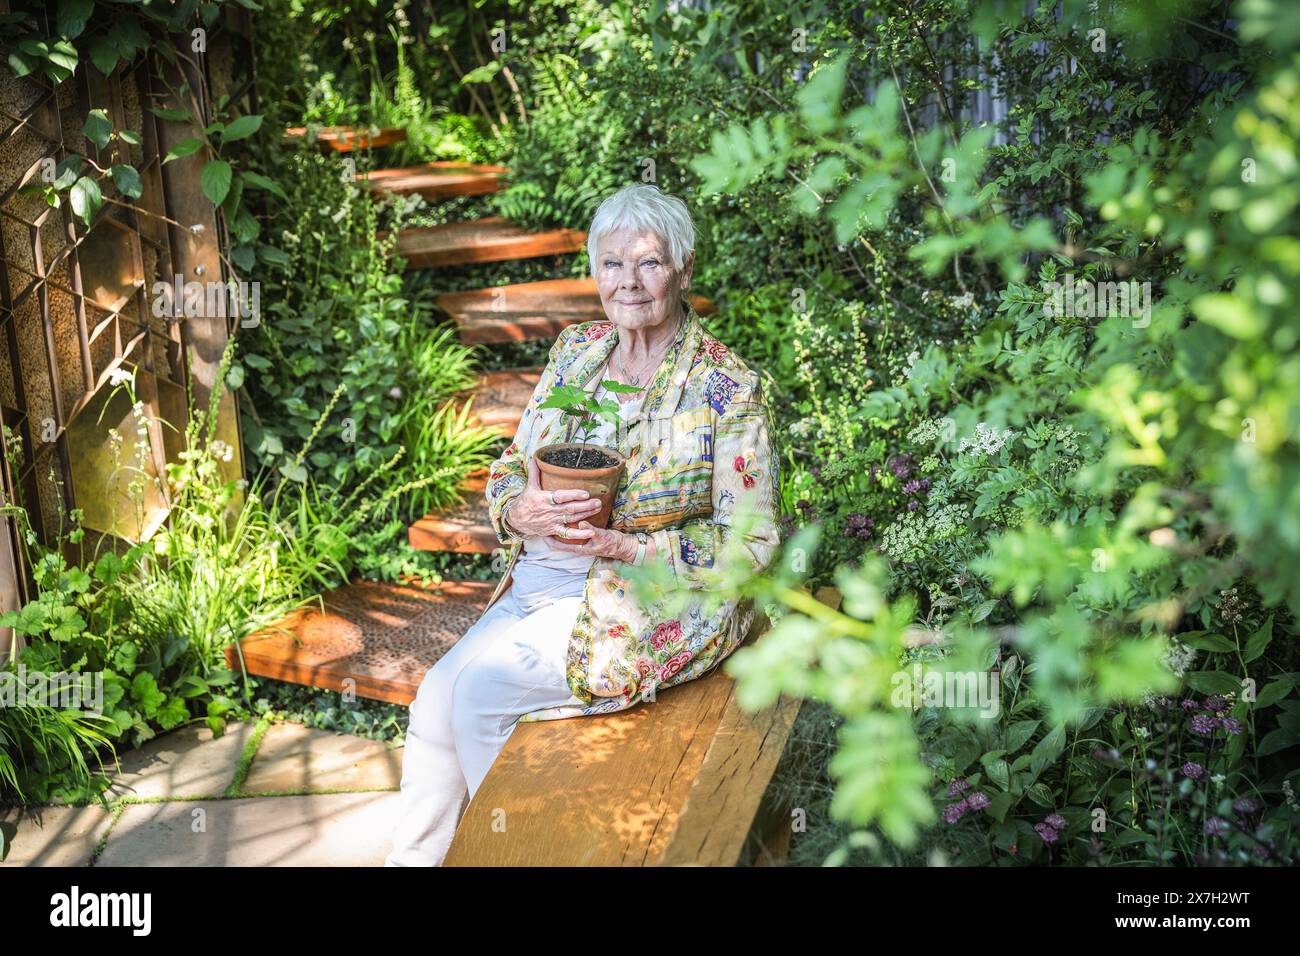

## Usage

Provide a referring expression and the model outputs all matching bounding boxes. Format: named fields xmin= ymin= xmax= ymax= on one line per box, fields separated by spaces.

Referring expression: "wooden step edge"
xmin=379 ymin=220 xmax=587 ymax=270
xmin=283 ymin=125 xmax=408 ymax=152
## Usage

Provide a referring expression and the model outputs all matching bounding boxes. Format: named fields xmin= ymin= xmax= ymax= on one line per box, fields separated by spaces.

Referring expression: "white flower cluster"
xmin=880 ymin=504 xmax=970 ymax=561
xmin=1142 ymin=638 xmax=1201 ymax=709
xmin=1163 ymin=638 xmax=1198 ymax=679
xmin=907 ymin=418 xmax=941 ymax=444
xmin=958 ymin=422 xmax=1015 ymax=457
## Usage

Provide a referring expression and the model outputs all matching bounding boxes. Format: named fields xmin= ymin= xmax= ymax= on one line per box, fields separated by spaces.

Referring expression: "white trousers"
xmin=384 ymin=571 xmax=586 ymax=866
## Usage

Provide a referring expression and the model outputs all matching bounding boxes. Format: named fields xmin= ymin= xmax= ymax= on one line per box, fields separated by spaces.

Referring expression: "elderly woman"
xmin=386 ymin=183 xmax=780 ymax=866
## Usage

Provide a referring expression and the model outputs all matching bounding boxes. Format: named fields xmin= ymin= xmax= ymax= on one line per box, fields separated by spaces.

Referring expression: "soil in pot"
xmin=537 ymin=445 xmax=621 ymax=469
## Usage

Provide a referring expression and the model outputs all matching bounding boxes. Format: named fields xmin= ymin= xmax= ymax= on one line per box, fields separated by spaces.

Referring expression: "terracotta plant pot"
xmin=533 ymin=442 xmax=626 ymax=530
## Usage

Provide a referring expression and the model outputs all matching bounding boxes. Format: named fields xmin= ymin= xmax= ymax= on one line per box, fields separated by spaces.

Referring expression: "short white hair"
xmin=587 ymin=183 xmax=695 ymax=276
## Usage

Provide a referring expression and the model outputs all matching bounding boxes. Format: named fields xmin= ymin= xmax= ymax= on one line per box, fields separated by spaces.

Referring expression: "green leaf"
xmin=1243 ymin=616 xmax=1273 ymax=663
xmin=1254 ymin=678 xmax=1294 ymax=710
xmin=69 ymin=175 xmax=102 ymax=224
xmin=219 ymin=114 xmax=263 ymax=142
xmin=1005 ymin=719 xmax=1040 ymax=754
xmin=163 ymin=138 xmax=204 ymax=163
xmin=1184 ymin=670 xmax=1242 ymax=695
xmin=87 ymin=36 xmax=119 ymax=76
xmin=130 ymin=671 xmax=165 ymax=715
xmin=56 ymin=0 xmax=95 ymax=39
xmin=796 ymin=53 xmax=849 ymax=134
xmin=240 ymin=170 xmax=287 ymax=200
xmin=1029 ymin=724 xmax=1066 ymax=773
xmin=149 ymin=106 xmax=193 ymax=122
xmin=82 ymin=109 xmax=112 ymax=149
xmin=1180 ymin=631 xmax=1235 ymax=653
xmin=199 ymin=159 xmax=232 ymax=206
xmin=110 ymin=164 xmax=142 ymax=199
xmin=1191 ymin=293 xmax=1265 ymax=339
xmin=1257 ymin=727 xmax=1299 ymax=756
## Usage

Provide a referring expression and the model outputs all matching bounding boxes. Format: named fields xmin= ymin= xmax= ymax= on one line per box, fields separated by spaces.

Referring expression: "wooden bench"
xmin=444 ymin=586 xmax=840 ymax=866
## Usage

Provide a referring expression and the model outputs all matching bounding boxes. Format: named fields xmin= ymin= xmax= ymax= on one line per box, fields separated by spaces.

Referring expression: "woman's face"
xmin=594 ymin=227 xmax=694 ymax=333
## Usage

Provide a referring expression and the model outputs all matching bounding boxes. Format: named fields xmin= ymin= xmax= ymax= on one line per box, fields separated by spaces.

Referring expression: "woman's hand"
xmin=503 ymin=462 xmax=604 ymax=538
xmin=546 ymin=521 xmax=640 ymax=561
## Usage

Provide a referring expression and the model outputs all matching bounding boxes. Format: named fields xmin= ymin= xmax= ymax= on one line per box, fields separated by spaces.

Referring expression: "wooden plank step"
xmin=224 ymin=579 xmax=494 ymax=705
xmin=283 ymin=125 xmax=407 ymax=152
xmin=465 ymin=366 xmax=542 ymax=436
xmin=444 ymin=586 xmax=842 ymax=866
xmin=359 ymin=161 xmax=508 ymax=201
xmin=380 ymin=217 xmax=586 ymax=270
xmin=408 ymin=471 xmax=498 ymax=554
xmin=439 ymin=277 xmax=718 ymax=345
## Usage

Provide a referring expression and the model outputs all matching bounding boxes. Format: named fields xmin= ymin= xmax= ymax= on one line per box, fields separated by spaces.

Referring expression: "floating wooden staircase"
xmin=360 ymin=161 xmax=508 ymax=201
xmin=380 ymin=217 xmax=586 ymax=270
xmin=284 ymin=125 xmax=408 ymax=152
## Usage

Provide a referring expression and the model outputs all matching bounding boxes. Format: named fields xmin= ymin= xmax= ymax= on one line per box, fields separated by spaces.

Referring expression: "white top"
xmin=514 ymin=378 xmax=645 ymax=584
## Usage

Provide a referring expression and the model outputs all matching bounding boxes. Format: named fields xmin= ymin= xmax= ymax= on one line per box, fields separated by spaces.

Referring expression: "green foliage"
xmin=538 ymin=379 xmax=642 ymax=461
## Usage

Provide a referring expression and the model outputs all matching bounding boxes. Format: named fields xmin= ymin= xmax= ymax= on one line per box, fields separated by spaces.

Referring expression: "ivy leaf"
xmin=56 ymin=0 xmax=95 ymax=40
xmin=87 ymin=35 xmax=119 ymax=76
xmin=200 ymin=159 xmax=232 ymax=206
xmin=82 ymin=108 xmax=112 ymax=149
xmin=110 ymin=164 xmax=142 ymax=199
xmin=69 ymin=175 xmax=102 ymax=225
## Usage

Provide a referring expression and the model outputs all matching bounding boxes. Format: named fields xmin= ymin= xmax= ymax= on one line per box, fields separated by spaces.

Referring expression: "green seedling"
xmin=539 ymin=379 xmax=642 ymax=468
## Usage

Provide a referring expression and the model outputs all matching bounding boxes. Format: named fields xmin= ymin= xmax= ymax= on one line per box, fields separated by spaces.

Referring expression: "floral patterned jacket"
xmin=482 ymin=300 xmax=781 ymax=723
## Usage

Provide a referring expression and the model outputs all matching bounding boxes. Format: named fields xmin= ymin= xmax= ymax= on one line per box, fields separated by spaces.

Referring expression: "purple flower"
xmin=907 ymin=500 xmax=920 ymax=512
xmin=1034 ymin=822 xmax=1060 ymax=844
xmin=965 ymin=791 xmax=991 ymax=812
xmin=947 ymin=777 xmax=971 ymax=798
xmin=1180 ymin=699 xmax=1199 ymax=712
xmin=1231 ymin=796 xmax=1260 ymax=817
xmin=902 ymin=479 xmax=923 ymax=494
xmin=1221 ymin=717 xmax=1243 ymax=735
xmin=1181 ymin=761 xmax=1206 ymax=781
xmin=1204 ymin=695 xmax=1229 ymax=712
xmin=888 ymin=454 xmax=913 ymax=479
xmin=1203 ymin=816 xmax=1230 ymax=838
xmin=1190 ymin=714 xmax=1217 ymax=735
xmin=943 ymin=801 xmax=968 ymax=824
xmin=1044 ymin=813 xmax=1067 ymax=831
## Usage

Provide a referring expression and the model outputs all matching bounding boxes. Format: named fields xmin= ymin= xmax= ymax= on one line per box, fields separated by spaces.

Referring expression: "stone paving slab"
xmin=0 ymin=804 xmax=114 ymax=867
xmin=93 ymin=722 xmax=257 ymax=802
xmin=97 ymin=791 xmax=401 ymax=866
xmin=242 ymin=723 xmax=403 ymax=794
